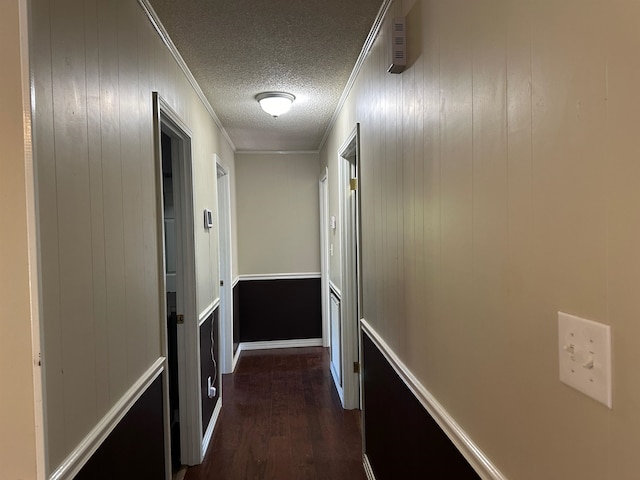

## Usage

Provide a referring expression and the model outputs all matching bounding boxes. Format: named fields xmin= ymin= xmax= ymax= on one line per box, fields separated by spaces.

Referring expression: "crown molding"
xmin=317 ymin=0 xmax=393 ymax=152
xmin=138 ymin=0 xmax=237 ymax=152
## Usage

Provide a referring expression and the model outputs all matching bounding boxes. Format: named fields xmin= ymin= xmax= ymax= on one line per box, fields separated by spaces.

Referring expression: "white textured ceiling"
xmin=147 ymin=0 xmax=383 ymax=152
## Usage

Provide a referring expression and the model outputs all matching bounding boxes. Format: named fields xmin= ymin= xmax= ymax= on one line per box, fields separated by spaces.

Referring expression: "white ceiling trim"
xmin=138 ymin=0 xmax=237 ymax=152
xmin=236 ymin=150 xmax=319 ymax=156
xmin=317 ymin=0 xmax=394 ymax=153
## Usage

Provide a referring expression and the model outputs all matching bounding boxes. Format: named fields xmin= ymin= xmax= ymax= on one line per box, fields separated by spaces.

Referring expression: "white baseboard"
xmin=201 ymin=398 xmax=222 ymax=459
xmin=363 ymin=454 xmax=376 ymax=480
xmin=238 ymin=272 xmax=321 ymax=281
xmin=49 ymin=357 xmax=166 ymax=480
xmin=239 ymin=338 xmax=323 ymax=352
xmin=360 ymin=319 xmax=507 ymax=480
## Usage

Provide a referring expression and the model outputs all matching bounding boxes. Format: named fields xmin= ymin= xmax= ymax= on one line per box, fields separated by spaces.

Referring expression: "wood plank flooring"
xmin=184 ymin=347 xmax=366 ymax=480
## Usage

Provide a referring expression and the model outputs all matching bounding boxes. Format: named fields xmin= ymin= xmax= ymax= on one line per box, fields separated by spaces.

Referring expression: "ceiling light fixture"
xmin=256 ymin=92 xmax=295 ymax=118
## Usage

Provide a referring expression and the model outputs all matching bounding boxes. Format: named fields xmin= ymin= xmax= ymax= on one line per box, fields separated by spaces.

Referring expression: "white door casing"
xmin=336 ymin=124 xmax=362 ymax=410
xmin=216 ymin=159 xmax=234 ymax=375
xmin=154 ymin=93 xmax=202 ymax=469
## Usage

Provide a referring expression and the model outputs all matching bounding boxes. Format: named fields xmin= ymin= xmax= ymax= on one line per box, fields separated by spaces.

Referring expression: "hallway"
xmin=184 ymin=348 xmax=366 ymax=480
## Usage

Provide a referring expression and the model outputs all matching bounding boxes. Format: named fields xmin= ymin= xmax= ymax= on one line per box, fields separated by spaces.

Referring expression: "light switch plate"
xmin=558 ymin=312 xmax=612 ymax=408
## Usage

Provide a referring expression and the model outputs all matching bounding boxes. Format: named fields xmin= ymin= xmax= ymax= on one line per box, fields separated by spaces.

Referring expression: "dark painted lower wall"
xmin=76 ymin=374 xmax=165 ymax=480
xmin=238 ymin=277 xmax=322 ymax=342
xmin=200 ymin=308 xmax=220 ymax=433
xmin=233 ymin=281 xmax=240 ymax=354
xmin=362 ymin=333 xmax=480 ymax=480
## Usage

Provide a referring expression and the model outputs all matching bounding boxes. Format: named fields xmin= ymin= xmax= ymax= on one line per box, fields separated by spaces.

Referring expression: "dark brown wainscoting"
xmin=200 ymin=308 xmax=220 ymax=433
xmin=233 ymin=281 xmax=240 ymax=354
xmin=238 ymin=278 xmax=322 ymax=342
xmin=75 ymin=374 xmax=165 ymax=480
xmin=185 ymin=347 xmax=365 ymax=480
xmin=362 ymin=333 xmax=480 ymax=479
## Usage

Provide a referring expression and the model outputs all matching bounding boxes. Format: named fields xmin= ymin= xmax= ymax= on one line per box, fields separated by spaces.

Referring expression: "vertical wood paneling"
xmin=50 ymin=0 xmax=97 ymax=453
xmin=604 ymin=3 xmax=640 ymax=478
xmin=436 ymin=0 xmax=474 ymax=414
xmin=527 ymin=4 xmax=609 ymax=478
xmin=401 ymin=7 xmax=415 ymax=361
xmin=321 ymin=1 xmax=640 ymax=478
xmin=32 ymin=0 xmax=235 ymax=473
xmin=373 ymin=37 xmax=386 ymax=330
xmin=417 ymin=0 xmax=442 ymax=389
xmin=97 ymin=0 xmax=128 ymax=407
xmin=117 ymin=0 xmax=147 ymax=381
xmin=32 ymin=0 xmax=66 ymax=469
xmin=383 ymin=7 xmax=400 ymax=341
xmin=83 ymin=0 xmax=110 ymax=420
xmin=501 ymin=2 xmax=537 ymax=475
xmin=406 ymin=0 xmax=425 ymax=372
xmin=138 ymin=12 xmax=161 ymax=363
xmin=467 ymin=0 xmax=513 ymax=463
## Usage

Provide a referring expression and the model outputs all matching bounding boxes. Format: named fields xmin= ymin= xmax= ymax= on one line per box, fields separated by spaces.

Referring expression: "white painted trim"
xmin=337 ymin=126 xmax=361 ymax=410
xmin=232 ymin=346 xmax=241 ymax=372
xmin=329 ymin=281 xmax=341 ymax=299
xmin=238 ymin=273 xmax=321 ymax=281
xmin=216 ymin=160 xmax=228 ymax=177
xmin=49 ymin=358 xmax=165 ymax=480
xmin=137 ymin=0 xmax=236 ymax=152
xmin=201 ymin=398 xmax=222 ymax=458
xmin=154 ymin=94 xmax=202 ymax=466
xmin=216 ymin=158 xmax=234 ymax=376
xmin=239 ymin=338 xmax=323 ymax=352
xmin=199 ymin=299 xmax=220 ymax=327
xmin=360 ymin=319 xmax=508 ymax=480
xmin=232 ymin=276 xmax=240 ymax=288
xmin=236 ymin=150 xmax=319 ymax=155
xmin=317 ymin=0 xmax=393 ymax=152
xmin=319 ymin=169 xmax=330 ymax=348
xmin=363 ymin=454 xmax=376 ymax=480
xmin=152 ymin=94 xmax=173 ymax=480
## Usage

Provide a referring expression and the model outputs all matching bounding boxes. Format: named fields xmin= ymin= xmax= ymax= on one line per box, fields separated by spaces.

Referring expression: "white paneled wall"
xmin=322 ymin=1 xmax=640 ymax=479
xmin=31 ymin=0 xmax=235 ymax=472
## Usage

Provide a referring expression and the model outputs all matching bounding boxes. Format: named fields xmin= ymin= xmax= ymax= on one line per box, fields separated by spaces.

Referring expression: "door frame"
xmin=319 ymin=168 xmax=330 ymax=348
xmin=337 ymin=124 xmax=362 ymax=410
xmin=153 ymin=93 xmax=202 ymax=469
xmin=216 ymin=158 xmax=234 ymax=375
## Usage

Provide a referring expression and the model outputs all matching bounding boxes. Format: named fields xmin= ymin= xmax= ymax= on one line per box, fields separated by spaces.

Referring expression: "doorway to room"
xmin=161 ymin=131 xmax=182 ymax=474
xmin=154 ymin=93 xmax=201 ymax=476
xmin=334 ymin=124 xmax=362 ymax=410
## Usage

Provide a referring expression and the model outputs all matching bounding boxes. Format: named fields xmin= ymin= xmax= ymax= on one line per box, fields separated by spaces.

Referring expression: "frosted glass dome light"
xmin=256 ymin=92 xmax=295 ymax=118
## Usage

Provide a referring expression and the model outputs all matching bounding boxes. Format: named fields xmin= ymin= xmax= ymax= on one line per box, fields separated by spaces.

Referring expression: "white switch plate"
xmin=558 ymin=312 xmax=612 ymax=408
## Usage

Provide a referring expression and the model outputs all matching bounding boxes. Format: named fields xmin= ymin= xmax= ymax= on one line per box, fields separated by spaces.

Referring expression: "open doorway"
xmin=154 ymin=93 xmax=201 ymax=476
xmin=161 ymin=131 xmax=181 ymax=474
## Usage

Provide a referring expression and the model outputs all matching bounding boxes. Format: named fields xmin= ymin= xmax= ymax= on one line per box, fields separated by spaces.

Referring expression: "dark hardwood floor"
xmin=185 ymin=347 xmax=366 ymax=480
